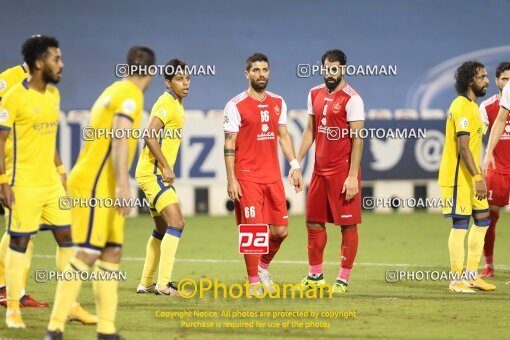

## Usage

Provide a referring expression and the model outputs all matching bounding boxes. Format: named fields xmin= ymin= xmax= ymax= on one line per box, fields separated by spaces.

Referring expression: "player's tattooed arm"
xmin=224 ymin=133 xmax=242 ymax=200
xmin=344 ymin=120 xmax=364 ymax=201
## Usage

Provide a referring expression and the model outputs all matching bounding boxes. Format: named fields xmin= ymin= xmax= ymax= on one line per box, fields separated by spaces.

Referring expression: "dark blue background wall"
xmin=1 ymin=0 xmax=509 ymax=112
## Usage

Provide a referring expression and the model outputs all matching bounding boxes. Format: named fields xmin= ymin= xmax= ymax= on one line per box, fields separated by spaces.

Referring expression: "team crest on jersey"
xmin=0 ymin=109 xmax=8 ymax=123
xmin=332 ymin=102 xmax=341 ymax=114
xmin=274 ymin=105 xmax=280 ymax=115
xmin=156 ymin=108 xmax=167 ymax=117
xmin=262 ymin=124 xmax=269 ymax=132
xmin=0 ymin=80 xmax=6 ymax=92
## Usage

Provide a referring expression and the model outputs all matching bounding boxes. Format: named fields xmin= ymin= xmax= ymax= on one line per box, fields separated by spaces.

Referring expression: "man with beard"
xmin=223 ymin=53 xmax=303 ymax=295
xmin=293 ymin=49 xmax=364 ymax=295
xmin=438 ymin=61 xmax=495 ymax=293
xmin=0 ymin=35 xmax=95 ymax=328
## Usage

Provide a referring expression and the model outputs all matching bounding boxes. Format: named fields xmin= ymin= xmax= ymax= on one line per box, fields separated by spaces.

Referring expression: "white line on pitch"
xmin=32 ymin=254 xmax=510 ymax=270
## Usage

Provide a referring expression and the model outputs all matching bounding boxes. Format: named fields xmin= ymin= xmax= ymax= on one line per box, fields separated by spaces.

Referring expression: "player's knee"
xmin=101 ymin=246 xmax=122 ymax=263
xmin=473 ymin=217 xmax=491 ymax=228
xmin=171 ymin=219 xmax=185 ymax=230
xmin=8 ymin=235 xmax=30 ymax=252
xmin=52 ymin=229 xmax=72 ymax=244
xmin=272 ymin=229 xmax=288 ymax=239
xmin=306 ymin=221 xmax=324 ymax=229
xmin=452 ymin=217 xmax=470 ymax=229
xmin=341 ymin=225 xmax=357 ymax=232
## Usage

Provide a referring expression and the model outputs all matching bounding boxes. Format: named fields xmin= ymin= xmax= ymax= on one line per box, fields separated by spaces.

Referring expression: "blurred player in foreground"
xmin=46 ymin=46 xmax=155 ymax=339
xmin=439 ymin=60 xmax=495 ymax=293
xmin=223 ymin=53 xmax=303 ymax=294
xmin=135 ymin=59 xmax=189 ymax=296
xmin=294 ymin=49 xmax=364 ymax=294
xmin=478 ymin=62 xmax=510 ymax=278
xmin=0 ymin=35 xmax=95 ymax=329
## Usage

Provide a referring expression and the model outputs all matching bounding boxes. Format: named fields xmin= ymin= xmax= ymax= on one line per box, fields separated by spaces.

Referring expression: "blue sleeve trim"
xmin=114 ymin=113 xmax=134 ymax=122
xmin=456 ymin=131 xmax=470 ymax=137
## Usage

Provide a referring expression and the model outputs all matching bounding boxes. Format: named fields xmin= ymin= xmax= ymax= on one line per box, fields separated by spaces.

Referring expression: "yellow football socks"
xmin=466 ymin=224 xmax=488 ymax=272
xmin=448 ymin=228 xmax=467 ymax=277
xmin=140 ymin=231 xmax=163 ymax=287
xmin=5 ymin=248 xmax=26 ymax=311
xmin=48 ymin=257 xmax=90 ymax=331
xmin=157 ymin=227 xmax=182 ymax=287
xmin=93 ymin=260 xmax=120 ymax=334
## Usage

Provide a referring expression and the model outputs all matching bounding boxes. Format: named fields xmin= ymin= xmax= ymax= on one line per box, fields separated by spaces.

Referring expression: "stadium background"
xmin=1 ymin=0 xmax=509 ymax=216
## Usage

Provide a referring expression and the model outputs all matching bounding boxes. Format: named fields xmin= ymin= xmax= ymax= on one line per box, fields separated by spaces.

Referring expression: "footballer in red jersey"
xmin=222 ymin=53 xmax=303 ymax=294
xmin=294 ymin=49 xmax=364 ymax=294
xmin=479 ymin=62 xmax=510 ymax=278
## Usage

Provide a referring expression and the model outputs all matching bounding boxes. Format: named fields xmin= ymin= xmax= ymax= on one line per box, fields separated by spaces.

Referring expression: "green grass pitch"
xmin=2 ymin=211 xmax=509 ymax=339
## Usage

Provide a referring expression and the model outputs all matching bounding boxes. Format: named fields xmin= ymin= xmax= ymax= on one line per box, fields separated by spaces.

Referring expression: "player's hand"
xmin=287 ymin=168 xmax=297 ymax=185
xmin=474 ymin=179 xmax=487 ymax=200
xmin=482 ymin=152 xmax=495 ymax=178
xmin=115 ymin=184 xmax=132 ymax=216
xmin=342 ymin=175 xmax=358 ymax=201
xmin=227 ymin=177 xmax=243 ymax=201
xmin=291 ymin=169 xmax=304 ymax=193
xmin=0 ymin=183 xmax=14 ymax=209
xmin=162 ymin=166 xmax=175 ymax=185
xmin=60 ymin=173 xmax=67 ymax=191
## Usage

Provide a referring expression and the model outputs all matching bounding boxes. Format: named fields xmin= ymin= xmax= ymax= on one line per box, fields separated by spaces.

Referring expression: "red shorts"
xmin=486 ymin=169 xmax=510 ymax=206
xmin=306 ymin=171 xmax=361 ymax=226
xmin=234 ymin=180 xmax=288 ymax=226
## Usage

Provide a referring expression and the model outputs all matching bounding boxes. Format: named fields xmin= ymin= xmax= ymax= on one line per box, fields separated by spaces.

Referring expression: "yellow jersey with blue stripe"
xmin=68 ymin=80 xmax=143 ymax=195
xmin=438 ymin=96 xmax=484 ymax=187
xmin=135 ymin=90 xmax=184 ymax=179
xmin=0 ymin=80 xmax=61 ymax=187
xmin=0 ymin=65 xmax=28 ymax=101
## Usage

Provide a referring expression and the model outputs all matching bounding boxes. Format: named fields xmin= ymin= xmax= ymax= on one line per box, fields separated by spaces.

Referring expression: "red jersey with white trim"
xmin=480 ymin=92 xmax=510 ymax=174
xmin=308 ymin=83 xmax=365 ymax=176
xmin=223 ymin=91 xmax=287 ymax=183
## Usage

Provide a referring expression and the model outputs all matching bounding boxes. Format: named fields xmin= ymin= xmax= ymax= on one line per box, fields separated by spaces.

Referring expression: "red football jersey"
xmin=308 ymin=83 xmax=365 ymax=176
xmin=480 ymin=93 xmax=510 ymax=174
xmin=223 ymin=91 xmax=287 ymax=183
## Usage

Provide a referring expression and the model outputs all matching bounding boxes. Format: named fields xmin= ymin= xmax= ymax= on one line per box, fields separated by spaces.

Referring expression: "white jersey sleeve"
xmin=479 ymin=101 xmax=489 ymax=126
xmin=500 ymin=83 xmax=510 ymax=110
xmin=223 ymin=100 xmax=242 ymax=133
xmin=346 ymin=95 xmax=365 ymax=122
xmin=307 ymin=90 xmax=314 ymax=115
xmin=278 ymin=99 xmax=287 ymax=125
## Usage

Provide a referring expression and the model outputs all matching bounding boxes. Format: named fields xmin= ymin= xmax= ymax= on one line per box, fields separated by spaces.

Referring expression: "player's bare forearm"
xmin=458 ymin=135 xmax=480 ymax=176
xmin=297 ymin=116 xmax=315 ymax=163
xmin=486 ymin=106 xmax=509 ymax=154
xmin=111 ymin=116 xmax=132 ymax=189
xmin=278 ymin=125 xmax=297 ymax=162
xmin=224 ymin=133 xmax=237 ymax=180
xmin=348 ymin=120 xmax=364 ymax=177
xmin=144 ymin=115 xmax=170 ymax=171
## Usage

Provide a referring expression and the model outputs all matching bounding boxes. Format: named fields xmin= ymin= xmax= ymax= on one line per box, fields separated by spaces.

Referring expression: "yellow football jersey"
xmin=0 ymin=80 xmax=61 ymax=186
xmin=135 ymin=90 xmax=184 ymax=179
xmin=0 ymin=65 xmax=28 ymax=101
xmin=68 ymin=80 xmax=143 ymax=195
xmin=438 ymin=96 xmax=484 ymax=187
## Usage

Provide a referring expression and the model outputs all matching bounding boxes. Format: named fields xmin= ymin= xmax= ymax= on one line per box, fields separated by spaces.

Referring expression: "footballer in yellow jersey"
xmin=47 ymin=46 xmax=155 ymax=339
xmin=438 ymin=61 xmax=494 ymax=293
xmin=135 ymin=59 xmax=189 ymax=296
xmin=0 ymin=35 xmax=95 ymax=329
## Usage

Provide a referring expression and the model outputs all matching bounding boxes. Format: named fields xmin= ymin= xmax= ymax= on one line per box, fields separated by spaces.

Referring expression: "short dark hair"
xmin=126 ymin=46 xmax=156 ymax=68
xmin=321 ymin=49 xmax=347 ymax=66
xmin=164 ymin=59 xmax=187 ymax=81
xmin=454 ymin=60 xmax=485 ymax=95
xmin=246 ymin=53 xmax=269 ymax=71
xmin=21 ymin=35 xmax=59 ymax=71
xmin=495 ymin=62 xmax=510 ymax=78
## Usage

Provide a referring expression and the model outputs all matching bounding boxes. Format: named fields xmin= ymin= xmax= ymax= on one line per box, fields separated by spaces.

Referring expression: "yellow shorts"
xmin=68 ymin=185 xmax=124 ymax=251
xmin=136 ymin=175 xmax=179 ymax=217
xmin=6 ymin=183 xmax=71 ymax=236
xmin=441 ymin=186 xmax=489 ymax=218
